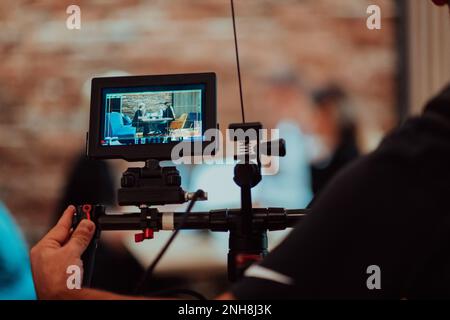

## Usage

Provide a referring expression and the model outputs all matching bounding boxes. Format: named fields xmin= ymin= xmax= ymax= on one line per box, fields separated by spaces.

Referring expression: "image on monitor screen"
xmin=100 ymin=84 xmax=205 ymax=146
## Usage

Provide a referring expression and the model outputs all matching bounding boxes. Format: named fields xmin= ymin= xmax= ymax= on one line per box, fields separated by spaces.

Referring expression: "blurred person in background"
xmin=0 ymin=202 xmax=36 ymax=299
xmin=262 ymin=75 xmax=360 ymax=197
xmin=309 ymin=85 xmax=360 ymax=195
xmin=189 ymin=71 xmax=312 ymax=210
xmin=256 ymin=70 xmax=313 ymax=209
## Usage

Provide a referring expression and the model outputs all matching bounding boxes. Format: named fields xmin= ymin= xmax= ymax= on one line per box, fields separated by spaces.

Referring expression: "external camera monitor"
xmin=87 ymin=73 xmax=217 ymax=161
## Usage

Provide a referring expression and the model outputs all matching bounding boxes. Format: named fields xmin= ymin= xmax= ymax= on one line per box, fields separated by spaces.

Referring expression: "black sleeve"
xmin=231 ymin=86 xmax=450 ymax=299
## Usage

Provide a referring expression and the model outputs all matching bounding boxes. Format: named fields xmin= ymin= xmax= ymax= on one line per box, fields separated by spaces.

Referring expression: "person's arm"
xmin=230 ymin=88 xmax=450 ymax=299
xmin=30 ymin=206 xmax=234 ymax=300
xmin=0 ymin=203 xmax=36 ymax=300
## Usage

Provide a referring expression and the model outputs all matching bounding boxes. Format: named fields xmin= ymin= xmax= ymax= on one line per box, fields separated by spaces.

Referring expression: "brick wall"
xmin=0 ymin=0 xmax=398 ymax=241
xmin=121 ymin=93 xmax=172 ymax=117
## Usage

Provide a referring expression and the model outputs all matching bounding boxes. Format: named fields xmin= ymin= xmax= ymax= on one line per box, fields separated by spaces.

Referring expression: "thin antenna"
xmin=231 ymin=0 xmax=246 ymax=123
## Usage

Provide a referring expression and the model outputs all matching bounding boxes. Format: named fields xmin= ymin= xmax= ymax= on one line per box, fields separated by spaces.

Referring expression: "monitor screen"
xmin=100 ymin=84 xmax=205 ymax=147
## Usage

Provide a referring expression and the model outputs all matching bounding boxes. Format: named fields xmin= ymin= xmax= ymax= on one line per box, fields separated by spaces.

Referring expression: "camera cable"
xmin=134 ymin=190 xmax=207 ymax=299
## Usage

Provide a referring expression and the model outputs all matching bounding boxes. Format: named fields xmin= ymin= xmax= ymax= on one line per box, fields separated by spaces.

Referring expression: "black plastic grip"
xmin=73 ymin=204 xmax=104 ymax=287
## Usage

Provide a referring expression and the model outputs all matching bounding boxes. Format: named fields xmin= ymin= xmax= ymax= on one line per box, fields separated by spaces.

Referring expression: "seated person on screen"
xmin=157 ymin=102 xmax=176 ymax=134
xmin=131 ymin=103 xmax=145 ymax=129
xmin=162 ymin=102 xmax=175 ymax=119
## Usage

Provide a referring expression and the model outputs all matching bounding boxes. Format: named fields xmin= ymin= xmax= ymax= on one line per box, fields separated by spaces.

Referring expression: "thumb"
xmin=65 ymin=219 xmax=96 ymax=257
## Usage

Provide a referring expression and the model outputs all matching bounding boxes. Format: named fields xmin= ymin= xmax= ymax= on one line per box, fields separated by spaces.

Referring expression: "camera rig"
xmin=74 ymin=121 xmax=308 ymax=288
xmin=72 ymin=0 xmax=310 ymax=291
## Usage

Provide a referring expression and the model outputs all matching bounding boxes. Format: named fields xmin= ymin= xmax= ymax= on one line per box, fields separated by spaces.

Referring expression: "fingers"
xmin=41 ymin=206 xmax=76 ymax=246
xmin=66 ymin=219 xmax=96 ymax=257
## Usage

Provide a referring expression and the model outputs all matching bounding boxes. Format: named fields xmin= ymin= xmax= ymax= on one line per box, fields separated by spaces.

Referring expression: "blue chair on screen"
xmin=106 ymin=112 xmax=136 ymax=141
